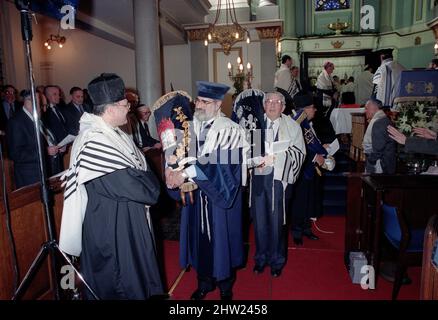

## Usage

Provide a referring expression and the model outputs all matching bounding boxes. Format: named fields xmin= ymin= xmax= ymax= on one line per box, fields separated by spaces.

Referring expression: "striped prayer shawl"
xmin=273 ymin=115 xmax=306 ymax=185
xmin=59 ymin=113 xmax=147 ymax=256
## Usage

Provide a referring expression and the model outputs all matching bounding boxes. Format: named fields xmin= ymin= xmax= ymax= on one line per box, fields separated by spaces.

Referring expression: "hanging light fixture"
xmin=205 ymin=0 xmax=250 ymax=55
xmin=44 ymin=34 xmax=66 ymax=50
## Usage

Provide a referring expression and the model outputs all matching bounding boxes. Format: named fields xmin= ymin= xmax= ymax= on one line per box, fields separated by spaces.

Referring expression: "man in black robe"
xmin=59 ymin=73 xmax=164 ymax=299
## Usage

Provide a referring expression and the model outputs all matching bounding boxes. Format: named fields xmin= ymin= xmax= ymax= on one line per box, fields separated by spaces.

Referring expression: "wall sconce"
xmin=435 ymin=42 xmax=438 ymax=56
xmin=227 ymin=56 xmax=254 ymax=95
xmin=44 ymin=34 xmax=66 ymax=50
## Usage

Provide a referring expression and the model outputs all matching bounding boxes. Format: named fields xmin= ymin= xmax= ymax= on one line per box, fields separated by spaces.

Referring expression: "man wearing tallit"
xmin=59 ymin=74 xmax=164 ymax=299
xmin=165 ymin=81 xmax=248 ymax=301
xmin=372 ymin=50 xmax=405 ymax=108
xmin=250 ymin=92 xmax=305 ymax=278
xmin=314 ymin=61 xmax=337 ymax=144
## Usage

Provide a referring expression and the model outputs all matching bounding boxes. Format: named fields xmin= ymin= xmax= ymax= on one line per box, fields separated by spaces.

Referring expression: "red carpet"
xmin=162 ymin=216 xmax=421 ymax=300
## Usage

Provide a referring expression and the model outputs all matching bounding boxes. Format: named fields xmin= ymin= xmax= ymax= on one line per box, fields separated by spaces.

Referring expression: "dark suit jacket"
xmin=134 ymin=121 xmax=159 ymax=148
xmin=6 ymin=110 xmax=45 ymax=188
xmin=405 ymin=137 xmax=438 ymax=155
xmin=61 ymin=102 xmax=92 ymax=135
xmin=42 ymin=105 xmax=69 ymax=143
xmin=1 ymin=100 xmax=21 ymax=131
xmin=365 ymin=116 xmax=397 ymax=174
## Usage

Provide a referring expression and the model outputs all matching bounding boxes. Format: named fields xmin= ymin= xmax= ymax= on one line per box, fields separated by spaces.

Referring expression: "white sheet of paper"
xmin=57 ymin=134 xmax=76 ymax=148
xmin=326 ymin=139 xmax=340 ymax=156
xmin=265 ymin=140 xmax=290 ymax=155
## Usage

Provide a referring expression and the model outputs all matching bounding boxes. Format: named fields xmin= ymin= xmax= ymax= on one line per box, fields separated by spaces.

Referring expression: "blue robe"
xmin=169 ymin=144 xmax=244 ymax=282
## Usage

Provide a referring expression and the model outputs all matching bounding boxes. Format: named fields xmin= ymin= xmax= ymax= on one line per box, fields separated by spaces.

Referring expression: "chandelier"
xmin=204 ymin=0 xmax=250 ymax=55
xmin=44 ymin=34 xmax=66 ymax=50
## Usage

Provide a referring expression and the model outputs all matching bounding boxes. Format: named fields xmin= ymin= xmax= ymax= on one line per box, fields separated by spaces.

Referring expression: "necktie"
xmin=143 ymin=122 xmax=150 ymax=137
xmin=266 ymin=120 xmax=274 ymax=142
xmin=78 ymin=104 xmax=84 ymax=114
xmin=52 ymin=107 xmax=65 ymax=123
xmin=10 ymin=103 xmax=15 ymax=117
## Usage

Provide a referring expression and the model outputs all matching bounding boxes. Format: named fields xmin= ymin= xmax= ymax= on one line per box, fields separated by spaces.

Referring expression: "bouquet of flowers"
xmin=394 ymin=102 xmax=438 ymax=135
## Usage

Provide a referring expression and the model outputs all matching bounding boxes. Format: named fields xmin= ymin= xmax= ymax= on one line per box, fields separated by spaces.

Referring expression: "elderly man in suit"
xmin=363 ymin=98 xmax=396 ymax=174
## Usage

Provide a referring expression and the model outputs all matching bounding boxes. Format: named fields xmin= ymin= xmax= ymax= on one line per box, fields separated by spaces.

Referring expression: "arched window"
xmin=315 ymin=0 xmax=350 ymax=11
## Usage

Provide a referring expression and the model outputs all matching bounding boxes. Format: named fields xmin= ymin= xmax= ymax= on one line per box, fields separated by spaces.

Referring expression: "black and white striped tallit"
xmin=59 ymin=113 xmax=148 ymax=256
xmin=250 ymin=115 xmax=306 ymax=225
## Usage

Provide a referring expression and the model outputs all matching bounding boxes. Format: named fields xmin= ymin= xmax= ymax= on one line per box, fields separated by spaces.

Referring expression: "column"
xmin=380 ymin=0 xmax=393 ymax=33
xmin=278 ymin=0 xmax=296 ymax=37
xmin=133 ymin=0 xmax=161 ymax=138
xmin=260 ymin=39 xmax=277 ymax=92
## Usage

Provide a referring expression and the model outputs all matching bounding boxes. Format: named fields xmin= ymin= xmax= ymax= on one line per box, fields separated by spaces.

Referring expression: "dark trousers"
xmin=251 ymin=173 xmax=291 ymax=270
xmin=290 ymin=174 xmax=322 ymax=238
xmin=197 ymin=273 xmax=235 ymax=294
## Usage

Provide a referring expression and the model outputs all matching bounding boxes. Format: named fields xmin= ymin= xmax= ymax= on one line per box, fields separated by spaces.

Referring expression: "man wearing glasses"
xmin=59 ymin=73 xmax=164 ymax=299
xmin=132 ymin=104 xmax=161 ymax=152
xmin=250 ymin=92 xmax=305 ymax=278
xmin=166 ymin=81 xmax=248 ymax=300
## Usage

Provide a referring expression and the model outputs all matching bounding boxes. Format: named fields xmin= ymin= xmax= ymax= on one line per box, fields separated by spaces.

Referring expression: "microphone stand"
xmin=12 ymin=0 xmax=98 ymax=300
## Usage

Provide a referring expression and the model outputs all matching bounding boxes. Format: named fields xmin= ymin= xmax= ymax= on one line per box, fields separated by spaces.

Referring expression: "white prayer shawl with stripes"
xmin=59 ymin=113 xmax=148 ymax=256
xmin=373 ymin=59 xmax=405 ymax=107
xmin=197 ymin=115 xmax=250 ymax=186
xmin=249 ymin=115 xmax=306 ymax=224
xmin=274 ymin=115 xmax=306 ymax=185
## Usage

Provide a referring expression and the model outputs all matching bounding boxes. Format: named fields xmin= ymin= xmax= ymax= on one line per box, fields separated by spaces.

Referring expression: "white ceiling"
xmin=77 ymin=0 xmax=211 ymax=46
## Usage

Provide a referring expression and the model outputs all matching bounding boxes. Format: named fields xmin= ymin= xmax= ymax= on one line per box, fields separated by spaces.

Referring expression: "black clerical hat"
xmin=87 ymin=73 xmax=126 ymax=105
xmin=294 ymin=94 xmax=314 ymax=111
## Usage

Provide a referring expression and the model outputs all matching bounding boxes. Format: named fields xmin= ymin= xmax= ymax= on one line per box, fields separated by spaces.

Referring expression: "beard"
xmin=194 ymin=108 xmax=215 ymax=122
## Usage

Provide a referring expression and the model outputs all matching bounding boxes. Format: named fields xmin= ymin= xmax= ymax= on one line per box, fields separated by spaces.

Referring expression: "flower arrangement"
xmin=394 ymin=102 xmax=438 ymax=135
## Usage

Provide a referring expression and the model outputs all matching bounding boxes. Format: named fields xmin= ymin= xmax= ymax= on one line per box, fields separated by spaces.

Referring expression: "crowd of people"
xmin=0 ymin=83 xmax=161 ymax=189
xmin=2 ymin=51 xmax=436 ymax=301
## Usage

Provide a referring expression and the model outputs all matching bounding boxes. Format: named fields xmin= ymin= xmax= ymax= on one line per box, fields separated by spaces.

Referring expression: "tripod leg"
xmin=12 ymin=243 xmax=50 ymax=300
xmin=48 ymin=243 xmax=60 ymax=300
xmin=54 ymin=243 xmax=100 ymax=300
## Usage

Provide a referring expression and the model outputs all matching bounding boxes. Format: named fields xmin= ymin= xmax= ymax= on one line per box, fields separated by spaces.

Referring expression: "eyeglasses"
xmin=266 ymin=99 xmax=283 ymax=106
xmin=195 ymin=98 xmax=215 ymax=106
xmin=117 ymin=102 xmax=131 ymax=109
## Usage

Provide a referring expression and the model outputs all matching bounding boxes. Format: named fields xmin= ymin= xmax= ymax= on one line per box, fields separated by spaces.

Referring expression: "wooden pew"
xmin=0 ymin=178 xmax=64 ymax=300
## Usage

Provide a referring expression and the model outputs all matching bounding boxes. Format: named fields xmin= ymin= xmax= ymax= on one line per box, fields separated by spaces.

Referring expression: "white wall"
xmin=163 ymin=44 xmax=192 ymax=95
xmin=3 ymin=1 xmax=136 ymax=94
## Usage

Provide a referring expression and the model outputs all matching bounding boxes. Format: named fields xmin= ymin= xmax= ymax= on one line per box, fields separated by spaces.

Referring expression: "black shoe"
xmin=190 ymin=289 xmax=208 ymax=300
xmin=271 ymin=268 xmax=282 ymax=278
xmin=220 ymin=291 xmax=233 ymax=301
xmin=253 ymin=265 xmax=265 ymax=274
xmin=303 ymin=231 xmax=319 ymax=240
xmin=293 ymin=237 xmax=303 ymax=245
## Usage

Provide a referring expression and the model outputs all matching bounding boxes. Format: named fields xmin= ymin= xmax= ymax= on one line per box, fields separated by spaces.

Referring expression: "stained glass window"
xmin=315 ymin=0 xmax=350 ymax=11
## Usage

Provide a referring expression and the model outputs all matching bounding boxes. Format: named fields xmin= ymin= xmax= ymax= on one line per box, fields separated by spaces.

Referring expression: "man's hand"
xmin=387 ymin=125 xmax=407 ymax=145
xmin=47 ymin=146 xmax=59 ymax=156
xmin=315 ymin=154 xmax=325 ymax=166
xmin=59 ymin=146 xmax=67 ymax=153
xmin=412 ymin=127 xmax=437 ymax=140
xmin=259 ymin=154 xmax=275 ymax=167
xmin=165 ymin=168 xmax=185 ymax=189
xmin=323 ymin=144 xmax=330 ymax=149
xmin=142 ymin=146 xmax=152 ymax=153
xmin=153 ymin=143 xmax=162 ymax=149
